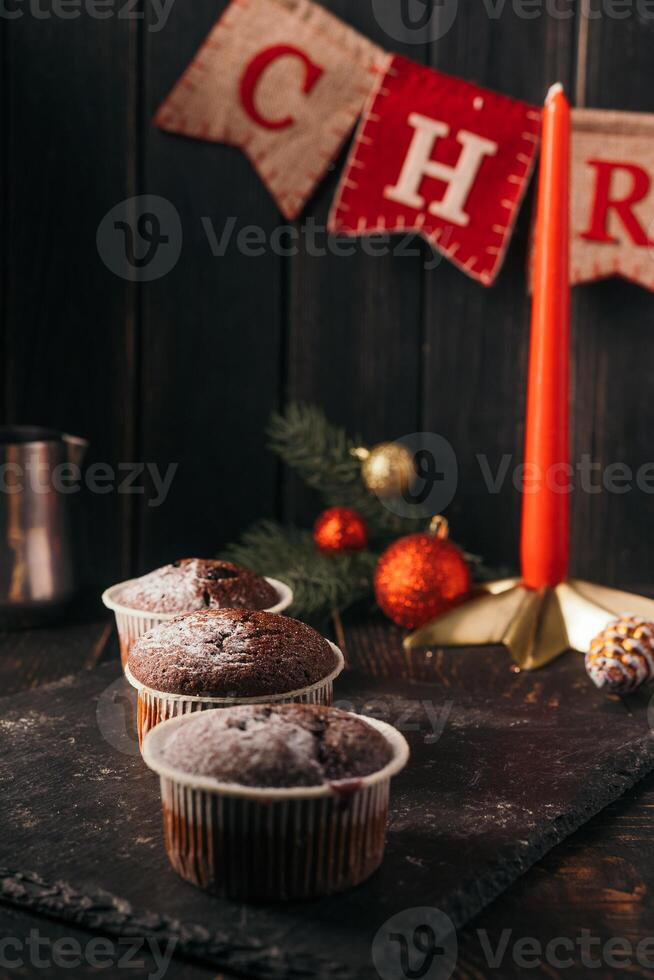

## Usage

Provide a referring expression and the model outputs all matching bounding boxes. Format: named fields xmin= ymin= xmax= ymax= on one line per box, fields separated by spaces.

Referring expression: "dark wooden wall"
xmin=1 ymin=0 xmax=653 ymax=592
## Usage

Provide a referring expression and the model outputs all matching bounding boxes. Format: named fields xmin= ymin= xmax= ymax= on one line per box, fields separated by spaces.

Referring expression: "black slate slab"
xmin=1 ymin=656 xmax=654 ymax=979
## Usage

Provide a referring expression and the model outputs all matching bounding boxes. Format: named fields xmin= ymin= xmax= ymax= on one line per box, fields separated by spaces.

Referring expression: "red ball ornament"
xmin=313 ymin=507 xmax=368 ymax=553
xmin=374 ymin=516 xmax=471 ymax=629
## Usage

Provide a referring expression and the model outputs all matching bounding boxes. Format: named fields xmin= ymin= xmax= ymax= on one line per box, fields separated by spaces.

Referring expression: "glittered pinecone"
xmin=586 ymin=616 xmax=654 ymax=693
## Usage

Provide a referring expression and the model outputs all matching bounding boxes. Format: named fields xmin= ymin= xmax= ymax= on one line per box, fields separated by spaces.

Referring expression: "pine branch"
xmin=221 ymin=520 xmax=378 ymax=621
xmin=221 ymin=407 xmax=508 ymax=622
xmin=267 ymin=404 xmax=424 ymax=541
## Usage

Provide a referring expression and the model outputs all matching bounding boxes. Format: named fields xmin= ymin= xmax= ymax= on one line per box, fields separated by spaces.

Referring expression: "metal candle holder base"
xmin=405 ymin=579 xmax=654 ymax=670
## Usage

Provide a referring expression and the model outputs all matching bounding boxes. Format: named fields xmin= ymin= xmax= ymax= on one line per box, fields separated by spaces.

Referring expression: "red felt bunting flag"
xmin=571 ymin=108 xmax=654 ymax=291
xmin=329 ymin=55 xmax=541 ymax=285
xmin=154 ymin=0 xmax=385 ymax=220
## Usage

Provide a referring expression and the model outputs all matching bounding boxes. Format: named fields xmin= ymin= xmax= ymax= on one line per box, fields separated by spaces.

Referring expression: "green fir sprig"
xmin=267 ymin=403 xmax=424 ymax=542
xmin=222 ymin=404 xmax=506 ymax=621
xmin=222 ymin=520 xmax=378 ymax=621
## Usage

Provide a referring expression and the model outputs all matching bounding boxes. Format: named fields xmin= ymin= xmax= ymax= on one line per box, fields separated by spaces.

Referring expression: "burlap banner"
xmin=154 ymin=0 xmax=385 ymax=220
xmin=153 ymin=0 xmax=654 ymax=292
xmin=571 ymin=108 xmax=654 ymax=291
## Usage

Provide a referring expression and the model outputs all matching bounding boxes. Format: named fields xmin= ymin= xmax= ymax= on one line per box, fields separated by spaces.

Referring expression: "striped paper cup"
xmin=102 ymin=576 xmax=293 ymax=669
xmin=125 ymin=641 xmax=345 ymax=749
xmin=142 ymin=712 xmax=410 ymax=901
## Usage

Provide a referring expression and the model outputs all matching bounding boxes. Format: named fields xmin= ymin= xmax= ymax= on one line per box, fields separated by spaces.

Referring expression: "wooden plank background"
xmin=1 ymin=0 xmax=653 ymax=592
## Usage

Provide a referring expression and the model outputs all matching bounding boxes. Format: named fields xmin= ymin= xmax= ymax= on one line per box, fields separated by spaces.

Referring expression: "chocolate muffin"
xmin=144 ymin=704 xmax=407 ymax=899
xmin=127 ymin=609 xmax=340 ymax=699
xmin=158 ymin=703 xmax=394 ymax=788
xmin=115 ymin=559 xmax=278 ymax=614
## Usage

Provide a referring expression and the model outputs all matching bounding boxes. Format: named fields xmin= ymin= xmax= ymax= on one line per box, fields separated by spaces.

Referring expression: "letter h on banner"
xmin=385 ymin=113 xmax=499 ymax=228
xmin=330 ymin=55 xmax=541 ymax=285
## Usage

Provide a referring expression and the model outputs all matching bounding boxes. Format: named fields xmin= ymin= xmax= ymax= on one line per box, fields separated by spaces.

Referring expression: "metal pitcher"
xmin=0 ymin=426 xmax=88 ymax=627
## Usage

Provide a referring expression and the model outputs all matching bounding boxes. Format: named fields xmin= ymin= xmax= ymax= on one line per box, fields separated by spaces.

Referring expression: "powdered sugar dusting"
xmin=116 ymin=559 xmax=277 ymax=613
xmin=128 ymin=609 xmax=339 ymax=698
xmin=158 ymin=704 xmax=392 ymax=788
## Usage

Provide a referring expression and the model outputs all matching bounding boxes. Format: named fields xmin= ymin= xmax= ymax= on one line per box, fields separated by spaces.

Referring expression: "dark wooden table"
xmin=2 ymin=612 xmax=654 ymax=979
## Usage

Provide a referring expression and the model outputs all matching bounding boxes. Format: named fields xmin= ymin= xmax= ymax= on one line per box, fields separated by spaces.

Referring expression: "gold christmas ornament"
xmin=352 ymin=442 xmax=414 ymax=497
xmin=586 ymin=615 xmax=654 ymax=693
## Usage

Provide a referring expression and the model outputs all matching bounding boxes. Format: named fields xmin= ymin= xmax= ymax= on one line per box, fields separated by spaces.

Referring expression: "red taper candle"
xmin=520 ymin=83 xmax=571 ymax=589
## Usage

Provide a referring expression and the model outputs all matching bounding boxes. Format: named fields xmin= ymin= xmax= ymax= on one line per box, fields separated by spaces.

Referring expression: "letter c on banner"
xmin=240 ymin=45 xmax=324 ymax=131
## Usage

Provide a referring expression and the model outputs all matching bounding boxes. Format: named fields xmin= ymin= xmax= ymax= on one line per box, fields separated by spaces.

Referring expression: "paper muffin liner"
xmin=125 ymin=641 xmax=345 ymax=749
xmin=142 ymin=713 xmax=409 ymax=901
xmin=102 ymin=576 xmax=293 ymax=669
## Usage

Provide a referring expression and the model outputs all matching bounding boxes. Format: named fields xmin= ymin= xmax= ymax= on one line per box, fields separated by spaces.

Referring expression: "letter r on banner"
xmin=580 ymin=160 xmax=652 ymax=246
xmin=570 ymin=108 xmax=654 ymax=289
xmin=384 ymin=113 xmax=499 ymax=227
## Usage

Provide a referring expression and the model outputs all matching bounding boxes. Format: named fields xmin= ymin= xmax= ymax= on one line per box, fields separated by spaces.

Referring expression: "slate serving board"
xmin=2 ymin=651 xmax=654 ymax=979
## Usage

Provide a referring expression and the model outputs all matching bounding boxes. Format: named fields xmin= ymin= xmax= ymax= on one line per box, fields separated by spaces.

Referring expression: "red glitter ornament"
xmin=313 ymin=507 xmax=368 ymax=553
xmin=374 ymin=516 xmax=471 ymax=629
